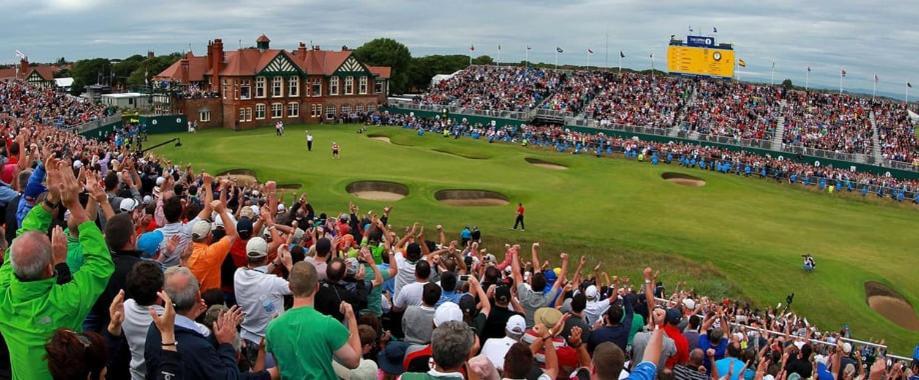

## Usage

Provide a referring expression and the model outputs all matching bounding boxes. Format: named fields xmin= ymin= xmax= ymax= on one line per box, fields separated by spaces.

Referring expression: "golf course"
xmin=146 ymin=123 xmax=919 ymax=353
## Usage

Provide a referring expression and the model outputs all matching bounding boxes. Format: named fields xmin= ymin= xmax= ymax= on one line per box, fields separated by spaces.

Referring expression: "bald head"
xmin=689 ymin=348 xmax=705 ymax=366
xmin=10 ymin=231 xmax=53 ymax=281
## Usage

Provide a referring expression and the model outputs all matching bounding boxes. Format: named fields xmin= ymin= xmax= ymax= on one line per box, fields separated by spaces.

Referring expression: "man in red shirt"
xmin=513 ymin=203 xmax=525 ymax=231
xmin=663 ymin=308 xmax=689 ymax=368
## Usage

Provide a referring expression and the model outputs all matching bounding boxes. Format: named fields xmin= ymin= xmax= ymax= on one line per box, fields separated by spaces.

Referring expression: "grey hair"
xmin=430 ymin=320 xmax=475 ymax=370
xmin=10 ymin=231 xmax=53 ymax=281
xmin=164 ymin=266 xmax=200 ymax=312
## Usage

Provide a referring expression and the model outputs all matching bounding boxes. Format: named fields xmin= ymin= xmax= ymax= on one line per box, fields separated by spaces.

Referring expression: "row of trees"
xmin=58 ymin=54 xmax=181 ymax=95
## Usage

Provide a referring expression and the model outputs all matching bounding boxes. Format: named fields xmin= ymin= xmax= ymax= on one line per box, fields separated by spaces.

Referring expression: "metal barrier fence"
xmin=651 ymin=297 xmax=913 ymax=362
xmin=72 ymin=112 xmax=123 ymax=134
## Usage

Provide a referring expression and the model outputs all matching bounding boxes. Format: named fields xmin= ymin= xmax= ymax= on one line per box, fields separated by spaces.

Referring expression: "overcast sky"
xmin=1 ymin=0 xmax=916 ymax=98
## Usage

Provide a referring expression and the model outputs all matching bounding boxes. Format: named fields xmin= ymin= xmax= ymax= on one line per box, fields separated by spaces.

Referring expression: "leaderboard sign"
xmin=667 ymin=35 xmax=735 ymax=78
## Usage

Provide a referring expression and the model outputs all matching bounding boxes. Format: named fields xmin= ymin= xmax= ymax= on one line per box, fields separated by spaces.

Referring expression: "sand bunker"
xmin=217 ymin=169 xmax=258 ymax=186
xmin=434 ymin=189 xmax=509 ymax=207
xmin=525 ymin=157 xmax=568 ymax=170
xmin=368 ymin=135 xmax=391 ymax=144
xmin=661 ymin=172 xmax=706 ymax=187
xmin=346 ymin=181 xmax=409 ymax=201
xmin=864 ymin=281 xmax=919 ymax=330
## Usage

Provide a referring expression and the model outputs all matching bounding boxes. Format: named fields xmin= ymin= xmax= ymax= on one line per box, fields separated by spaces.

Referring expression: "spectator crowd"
xmin=0 ymin=78 xmax=916 ymax=380
xmin=416 ymin=65 xmax=918 ymax=165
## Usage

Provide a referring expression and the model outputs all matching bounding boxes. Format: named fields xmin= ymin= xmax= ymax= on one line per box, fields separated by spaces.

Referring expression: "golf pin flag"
xmin=738 ymin=59 xmax=746 ymax=67
xmin=556 ymin=47 xmax=564 ymax=53
xmin=620 ymin=51 xmax=625 ymax=58
xmin=587 ymin=49 xmax=594 ymax=55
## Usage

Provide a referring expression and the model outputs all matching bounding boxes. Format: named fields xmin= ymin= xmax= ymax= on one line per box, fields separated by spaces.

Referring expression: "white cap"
xmin=119 ymin=198 xmax=139 ymax=213
xmin=585 ymin=285 xmax=599 ymax=299
xmin=246 ymin=237 xmax=269 ymax=259
xmin=73 ymin=160 xmax=83 ymax=169
xmin=191 ymin=220 xmax=212 ymax=240
xmin=682 ymin=298 xmax=696 ymax=310
xmin=277 ymin=203 xmax=286 ymax=212
xmin=433 ymin=302 xmax=463 ymax=327
xmin=143 ymin=195 xmax=155 ymax=205
xmin=156 ymin=176 xmax=166 ymax=186
xmin=842 ymin=342 xmax=852 ymax=354
xmin=505 ymin=314 xmax=526 ymax=335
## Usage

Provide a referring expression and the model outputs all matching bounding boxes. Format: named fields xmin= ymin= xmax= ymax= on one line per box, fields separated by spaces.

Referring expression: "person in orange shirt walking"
xmin=513 ymin=202 xmax=525 ymax=231
xmin=187 ymin=198 xmax=238 ymax=294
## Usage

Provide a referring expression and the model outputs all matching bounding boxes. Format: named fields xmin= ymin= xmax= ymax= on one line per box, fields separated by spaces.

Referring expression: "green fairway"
xmin=146 ymin=123 xmax=919 ymax=352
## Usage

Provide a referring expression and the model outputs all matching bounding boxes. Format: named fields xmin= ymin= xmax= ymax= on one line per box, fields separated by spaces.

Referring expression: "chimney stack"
xmin=211 ymin=38 xmax=224 ymax=91
xmin=297 ymin=42 xmax=307 ymax=57
xmin=18 ymin=57 xmax=29 ymax=79
xmin=180 ymin=59 xmax=189 ymax=83
xmin=147 ymin=51 xmax=155 ymax=59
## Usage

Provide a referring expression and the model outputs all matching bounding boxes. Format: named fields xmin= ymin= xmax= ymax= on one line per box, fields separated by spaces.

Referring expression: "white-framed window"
xmin=272 ymin=76 xmax=283 ymax=97
xmin=341 ymin=105 xmax=351 ymax=114
xmin=272 ymin=103 xmax=283 ymax=119
xmin=344 ymin=76 xmax=354 ymax=95
xmin=311 ymin=104 xmax=322 ymax=117
xmin=245 ymin=108 xmax=252 ymax=122
xmin=255 ymin=104 xmax=266 ymax=119
xmin=256 ymin=77 xmax=266 ymax=98
xmin=325 ymin=105 xmax=336 ymax=119
xmin=311 ymin=78 xmax=322 ymax=96
xmin=330 ymin=77 xmax=339 ymax=95
xmin=374 ymin=80 xmax=383 ymax=94
xmin=199 ymin=110 xmax=211 ymax=122
xmin=239 ymin=108 xmax=246 ymax=121
xmin=288 ymin=76 xmax=299 ymax=97
xmin=287 ymin=102 xmax=299 ymax=117
xmin=222 ymin=79 xmax=228 ymax=99
xmin=356 ymin=104 xmax=364 ymax=113
xmin=359 ymin=76 xmax=368 ymax=95
xmin=240 ymin=80 xmax=251 ymax=99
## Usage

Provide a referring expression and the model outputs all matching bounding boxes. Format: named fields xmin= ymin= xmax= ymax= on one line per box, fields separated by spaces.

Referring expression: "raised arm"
xmin=531 ymin=242 xmax=541 ymax=273
xmin=195 ymin=173 xmax=214 ymax=221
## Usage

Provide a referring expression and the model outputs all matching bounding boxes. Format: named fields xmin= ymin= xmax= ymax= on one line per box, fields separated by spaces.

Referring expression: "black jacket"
xmin=314 ymin=278 xmax=368 ymax=321
xmin=87 ymin=249 xmax=143 ymax=332
xmin=144 ymin=321 xmax=269 ymax=380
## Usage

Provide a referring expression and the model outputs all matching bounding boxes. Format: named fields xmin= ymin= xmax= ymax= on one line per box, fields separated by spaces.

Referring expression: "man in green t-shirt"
xmin=266 ymin=261 xmax=362 ymax=379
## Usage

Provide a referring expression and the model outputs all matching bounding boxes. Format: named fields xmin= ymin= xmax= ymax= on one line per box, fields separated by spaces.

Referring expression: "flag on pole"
xmin=772 ymin=61 xmax=775 ymax=69
xmin=713 ymin=26 xmax=718 ymax=33
xmin=807 ymin=66 xmax=811 ymax=72
xmin=841 ymin=68 xmax=847 ymax=77
xmin=874 ymin=74 xmax=879 ymax=82
xmin=497 ymin=44 xmax=501 ymax=51
xmin=620 ymin=51 xmax=625 ymax=58
xmin=556 ymin=47 xmax=564 ymax=53
xmin=909 ymin=82 xmax=913 ymax=88
xmin=526 ymin=45 xmax=531 ymax=50
xmin=14 ymin=50 xmax=26 ymax=59
xmin=689 ymin=25 xmax=693 ymax=32
xmin=469 ymin=44 xmax=475 ymax=52
xmin=650 ymin=53 xmax=654 ymax=59
xmin=587 ymin=49 xmax=594 ymax=55
xmin=738 ymin=59 xmax=746 ymax=67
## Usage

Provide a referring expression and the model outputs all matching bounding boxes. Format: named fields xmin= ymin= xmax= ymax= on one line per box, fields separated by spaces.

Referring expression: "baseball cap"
xmin=277 ymin=203 xmax=286 ymax=212
xmin=142 ymin=195 xmax=155 ymax=205
xmin=119 ymin=198 xmax=139 ymax=213
xmin=495 ymin=285 xmax=511 ymax=303
xmin=665 ymin=308 xmax=682 ymax=325
xmin=483 ymin=253 xmax=496 ymax=264
xmin=534 ymin=307 xmax=562 ymax=327
xmin=136 ymin=230 xmax=164 ymax=259
xmin=72 ymin=160 xmax=83 ymax=169
xmin=458 ymin=294 xmax=476 ymax=316
xmin=191 ymin=220 xmax=212 ymax=240
xmin=155 ymin=176 xmax=166 ymax=186
xmin=585 ymin=285 xmax=599 ymax=300
xmin=682 ymin=298 xmax=696 ymax=310
xmin=433 ymin=302 xmax=463 ymax=327
xmin=505 ymin=315 xmax=526 ymax=336
xmin=842 ymin=342 xmax=852 ymax=355
xmin=246 ymin=237 xmax=268 ymax=259
xmin=237 ymin=217 xmax=254 ymax=234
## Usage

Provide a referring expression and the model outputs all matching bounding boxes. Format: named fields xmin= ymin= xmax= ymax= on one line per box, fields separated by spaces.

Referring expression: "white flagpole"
xmin=605 ymin=30 xmax=609 ymax=68
xmin=805 ymin=69 xmax=810 ymax=91
xmin=907 ymin=83 xmax=910 ymax=104
xmin=525 ymin=45 xmax=529 ymax=68
xmin=770 ymin=60 xmax=775 ymax=85
xmin=497 ymin=45 xmax=500 ymax=67
xmin=872 ymin=75 xmax=877 ymax=100
xmin=650 ymin=53 xmax=655 ymax=79
xmin=839 ymin=71 xmax=843 ymax=95
xmin=618 ymin=54 xmax=622 ymax=75
xmin=587 ymin=51 xmax=591 ymax=70
xmin=555 ymin=49 xmax=559 ymax=69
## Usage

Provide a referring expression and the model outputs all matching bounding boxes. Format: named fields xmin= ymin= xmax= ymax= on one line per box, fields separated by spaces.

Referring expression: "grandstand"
xmin=404 ymin=64 xmax=919 ymax=175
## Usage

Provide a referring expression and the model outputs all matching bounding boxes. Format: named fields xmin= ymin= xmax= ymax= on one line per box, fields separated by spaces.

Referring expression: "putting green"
xmin=147 ymin=124 xmax=919 ymax=353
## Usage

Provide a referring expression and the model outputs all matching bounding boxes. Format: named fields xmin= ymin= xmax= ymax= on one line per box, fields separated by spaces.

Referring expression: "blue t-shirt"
xmin=699 ymin=335 xmax=727 ymax=369
xmin=627 ymin=361 xmax=657 ymax=380
xmin=715 ymin=357 xmax=751 ymax=380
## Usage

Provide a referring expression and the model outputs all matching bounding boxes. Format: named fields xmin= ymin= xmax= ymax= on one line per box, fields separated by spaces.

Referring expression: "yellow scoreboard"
xmin=667 ymin=44 xmax=735 ymax=78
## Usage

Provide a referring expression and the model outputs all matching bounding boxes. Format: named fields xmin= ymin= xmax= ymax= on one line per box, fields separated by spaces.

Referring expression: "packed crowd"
xmin=781 ymin=93 xmax=873 ymax=155
xmin=414 ymin=66 xmax=919 ymax=162
xmin=418 ymin=66 xmax=563 ymax=112
xmin=682 ymin=80 xmax=782 ymax=142
xmin=540 ymin=72 xmax=614 ymax=116
xmin=872 ymin=102 xmax=918 ymax=164
xmin=1 ymin=81 xmax=107 ymax=128
xmin=0 ymin=79 xmax=917 ymax=380
xmin=585 ymin=73 xmax=692 ymax=130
